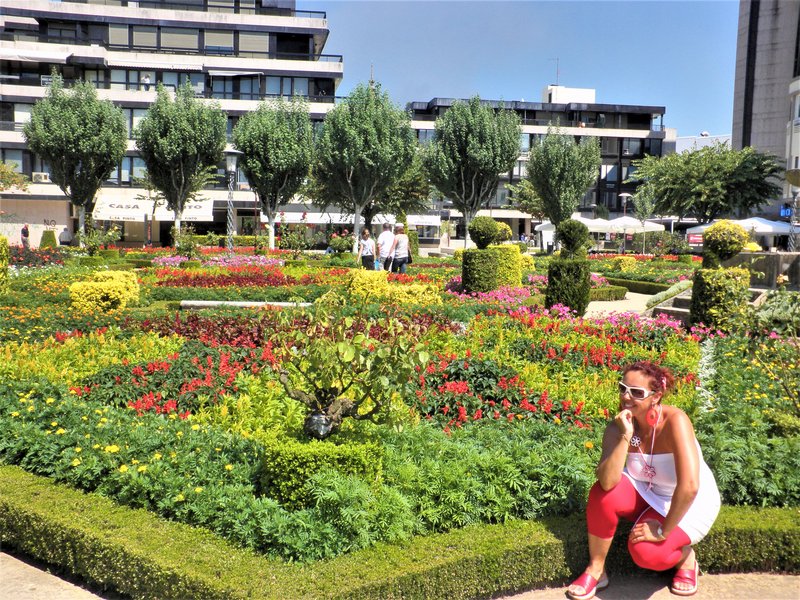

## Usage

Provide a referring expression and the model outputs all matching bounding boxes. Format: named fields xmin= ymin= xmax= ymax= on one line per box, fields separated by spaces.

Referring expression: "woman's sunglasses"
xmin=618 ymin=382 xmax=657 ymax=400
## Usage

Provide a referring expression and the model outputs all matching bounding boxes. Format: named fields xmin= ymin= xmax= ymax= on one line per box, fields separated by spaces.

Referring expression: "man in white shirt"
xmin=376 ymin=222 xmax=395 ymax=271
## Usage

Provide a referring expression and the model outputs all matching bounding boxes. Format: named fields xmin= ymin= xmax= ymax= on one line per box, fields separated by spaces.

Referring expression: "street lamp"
xmin=224 ymin=149 xmax=243 ymax=252
xmin=618 ymin=192 xmax=632 ymax=216
xmin=786 ymin=169 xmax=800 ymax=252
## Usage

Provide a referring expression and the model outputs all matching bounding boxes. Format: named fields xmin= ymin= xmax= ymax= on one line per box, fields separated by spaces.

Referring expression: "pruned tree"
xmin=508 ymin=179 xmax=546 ymax=222
xmin=424 ymin=97 xmax=520 ymax=244
xmin=134 ymin=83 xmax=226 ymax=230
xmin=526 ymin=124 xmax=601 ymax=227
xmin=232 ymin=97 xmax=314 ymax=249
xmin=628 ymin=141 xmax=783 ymax=223
xmin=362 ymin=148 xmax=432 ymax=227
xmin=632 ymin=184 xmax=656 ymax=253
xmin=313 ymin=82 xmax=415 ymax=253
xmin=23 ymin=75 xmax=126 ymax=235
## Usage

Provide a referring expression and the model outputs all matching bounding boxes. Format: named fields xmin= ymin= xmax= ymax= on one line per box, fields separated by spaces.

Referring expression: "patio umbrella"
xmin=735 ymin=217 xmax=792 ymax=235
xmin=608 ymin=216 xmax=665 ymax=253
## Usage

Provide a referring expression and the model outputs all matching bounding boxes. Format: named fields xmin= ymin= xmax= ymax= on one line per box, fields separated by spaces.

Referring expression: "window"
xmin=239 ymin=77 xmax=259 ymax=100
xmin=212 ymin=77 xmax=233 ymax=99
xmin=601 ymin=137 xmax=618 ymax=155
xmin=131 ymin=26 xmax=157 ymax=49
xmin=208 ymin=0 xmax=235 ymax=13
xmin=293 ymin=78 xmax=309 ymax=96
xmin=48 ymin=22 xmax=76 ymax=40
xmin=110 ymin=69 xmax=127 ymax=90
xmin=162 ymin=72 xmax=179 ymax=91
xmin=161 ymin=28 xmax=198 ymax=51
xmin=643 ymin=138 xmax=662 ymax=156
xmin=417 ymin=129 xmax=435 ymax=145
xmin=205 ymin=30 xmax=234 ymax=55
xmin=239 ymin=31 xmax=269 ymax=57
xmin=132 ymin=157 xmax=147 ymax=181
xmin=14 ymin=104 xmax=32 ymax=125
xmin=266 ymin=77 xmax=281 ymax=96
xmin=84 ymin=69 xmax=103 ymax=87
xmin=512 ymin=160 xmax=527 ymax=179
xmin=109 ymin=23 xmax=128 ymax=47
xmin=519 ymin=133 xmax=530 ymax=153
xmin=601 ymin=164 xmax=618 ymax=182
xmin=2 ymin=149 xmax=23 ymax=172
xmin=622 ymin=138 xmax=642 ymax=156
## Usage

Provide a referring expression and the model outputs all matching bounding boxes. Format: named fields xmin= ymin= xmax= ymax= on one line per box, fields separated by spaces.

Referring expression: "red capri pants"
xmin=586 ymin=477 xmax=692 ymax=571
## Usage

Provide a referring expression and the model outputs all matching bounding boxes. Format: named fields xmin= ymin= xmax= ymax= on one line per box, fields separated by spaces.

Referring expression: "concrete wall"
xmin=0 ymin=199 xmax=70 ymax=247
xmin=723 ymin=251 xmax=800 ymax=290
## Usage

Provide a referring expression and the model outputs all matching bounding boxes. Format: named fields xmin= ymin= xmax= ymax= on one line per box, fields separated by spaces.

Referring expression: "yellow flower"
xmin=153 ymin=452 xmax=162 ymax=460
xmin=131 ymin=458 xmax=139 ymax=464
xmin=104 ymin=445 xmax=120 ymax=453
xmin=175 ymin=493 xmax=185 ymax=502
xmin=585 ymin=441 xmax=594 ymax=449
xmin=191 ymin=424 xmax=200 ymax=431
xmin=71 ymin=458 xmax=82 ymax=467
xmin=176 ymin=431 xmax=183 ymax=437
xmin=137 ymin=465 xmax=147 ymax=473
xmin=194 ymin=487 xmax=203 ymax=494
xmin=56 ymin=428 xmax=66 ymax=435
xmin=93 ymin=444 xmax=101 ymax=449
xmin=119 ymin=464 xmax=129 ymax=473
xmin=225 ymin=464 xmax=233 ymax=471
xmin=45 ymin=398 xmax=55 ymax=404
xmin=75 ymin=447 xmax=82 ymax=453
xmin=27 ymin=406 xmax=35 ymax=412
xmin=51 ymin=421 xmax=58 ymax=427
xmin=554 ymin=417 xmax=562 ymax=424
xmin=10 ymin=411 xmax=19 ymax=417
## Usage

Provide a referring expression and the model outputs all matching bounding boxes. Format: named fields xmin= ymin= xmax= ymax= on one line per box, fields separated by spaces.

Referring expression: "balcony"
xmin=54 ymin=0 xmax=326 ymax=19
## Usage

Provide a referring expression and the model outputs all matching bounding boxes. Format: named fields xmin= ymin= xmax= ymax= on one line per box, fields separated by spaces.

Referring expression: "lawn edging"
xmin=0 ymin=466 xmax=797 ymax=599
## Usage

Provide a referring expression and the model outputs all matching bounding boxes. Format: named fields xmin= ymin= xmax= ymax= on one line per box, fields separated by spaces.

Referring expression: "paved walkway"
xmin=585 ymin=291 xmax=652 ymax=318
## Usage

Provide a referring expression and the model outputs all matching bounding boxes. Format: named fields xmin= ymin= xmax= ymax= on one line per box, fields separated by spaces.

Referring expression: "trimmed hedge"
xmin=489 ymin=244 xmax=523 ymax=288
xmin=604 ymin=277 xmax=672 ymax=295
xmin=690 ymin=267 xmax=750 ymax=331
xmin=462 ymin=248 xmax=500 ymax=293
xmin=588 ymin=285 xmax=628 ymax=302
xmin=98 ymin=248 xmax=120 ymax=259
xmin=646 ymin=280 xmax=693 ymax=309
xmin=1 ymin=466 xmax=798 ymax=600
xmin=40 ymin=229 xmax=58 ymax=250
xmin=78 ymin=256 xmax=105 ymax=267
xmin=546 ymin=258 xmax=590 ymax=316
xmin=127 ymin=258 xmax=154 ymax=268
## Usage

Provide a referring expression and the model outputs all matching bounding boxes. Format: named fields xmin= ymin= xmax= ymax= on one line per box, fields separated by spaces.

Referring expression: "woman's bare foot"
xmin=567 ymin=565 xmax=607 ymax=598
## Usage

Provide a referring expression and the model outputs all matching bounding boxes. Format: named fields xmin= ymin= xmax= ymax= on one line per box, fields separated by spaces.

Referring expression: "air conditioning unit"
xmin=32 ymin=172 xmax=51 ymax=183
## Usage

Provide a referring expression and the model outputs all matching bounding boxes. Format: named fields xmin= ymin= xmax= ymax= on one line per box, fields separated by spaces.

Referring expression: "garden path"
xmin=584 ymin=291 xmax=652 ymax=318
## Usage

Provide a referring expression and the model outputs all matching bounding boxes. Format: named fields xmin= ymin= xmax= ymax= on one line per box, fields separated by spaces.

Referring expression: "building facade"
xmin=0 ymin=0 xmax=343 ymax=247
xmin=408 ymin=86 xmax=674 ymax=240
xmin=732 ymin=0 xmax=800 ymax=219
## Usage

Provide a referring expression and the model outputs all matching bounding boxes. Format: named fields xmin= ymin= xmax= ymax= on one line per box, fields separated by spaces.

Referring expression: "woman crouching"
xmin=567 ymin=361 xmax=720 ymax=599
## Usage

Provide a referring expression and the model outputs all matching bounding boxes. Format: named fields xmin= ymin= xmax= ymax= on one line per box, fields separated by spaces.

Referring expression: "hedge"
xmin=546 ymin=258 xmax=590 ymax=315
xmin=0 ymin=235 xmax=9 ymax=294
xmin=603 ymin=277 xmax=672 ymax=295
xmin=588 ymin=285 xmax=628 ymax=302
xmin=462 ymin=248 xmax=500 ymax=293
xmin=2 ymin=466 xmax=796 ymax=600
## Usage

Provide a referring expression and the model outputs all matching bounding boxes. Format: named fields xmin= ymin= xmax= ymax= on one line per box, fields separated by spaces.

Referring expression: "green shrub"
xmin=610 ymin=256 xmax=637 ymax=272
xmin=467 ymin=217 xmax=499 ymax=250
xmin=546 ymin=258 xmax=590 ymax=315
xmin=703 ymin=220 xmax=748 ymax=266
xmin=40 ymin=229 xmax=58 ymax=250
xmin=677 ymin=254 xmax=695 ymax=265
xmin=603 ymin=277 xmax=672 ymax=295
xmin=453 ymin=248 xmax=464 ymax=262
xmin=462 ymin=248 xmax=500 ymax=292
xmin=127 ymin=258 xmax=153 ymax=268
xmin=179 ymin=260 xmax=202 ymax=269
xmin=631 ymin=231 xmax=691 ymax=256
xmin=690 ymin=267 xmax=750 ymax=331
xmin=495 ymin=222 xmax=513 ymax=243
xmin=516 ymin=241 xmax=528 ymax=253
xmin=489 ymin=244 xmax=523 ymax=287
xmin=259 ymin=435 xmax=384 ymax=509
xmin=408 ymin=228 xmax=420 ymax=256
xmin=588 ymin=285 xmax=628 ymax=301
xmin=78 ymin=256 xmax=105 ymax=267
xmin=555 ymin=220 xmax=590 ymax=259
xmin=0 ymin=235 xmax=9 ymax=294
xmin=646 ymin=280 xmax=693 ymax=309
xmin=98 ymin=248 xmax=120 ymax=259
xmin=173 ymin=226 xmax=200 ymax=260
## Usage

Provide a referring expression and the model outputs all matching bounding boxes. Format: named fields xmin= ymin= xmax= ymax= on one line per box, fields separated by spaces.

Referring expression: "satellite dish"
xmin=786 ymin=169 xmax=800 ymax=188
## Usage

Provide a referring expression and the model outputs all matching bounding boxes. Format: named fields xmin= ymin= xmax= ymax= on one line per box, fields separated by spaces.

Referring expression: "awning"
xmin=155 ymin=199 xmax=214 ymax=222
xmin=278 ymin=211 xmax=351 ymax=225
xmin=0 ymin=16 xmax=40 ymax=30
xmin=407 ymin=214 xmax=441 ymax=227
xmin=107 ymin=58 xmax=203 ymax=71
xmin=92 ymin=198 xmax=154 ymax=222
xmin=207 ymin=70 xmax=262 ymax=77
xmin=0 ymin=47 xmax=71 ymax=64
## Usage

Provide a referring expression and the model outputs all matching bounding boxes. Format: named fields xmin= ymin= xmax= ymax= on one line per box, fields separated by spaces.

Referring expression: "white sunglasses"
xmin=618 ymin=381 xmax=658 ymax=400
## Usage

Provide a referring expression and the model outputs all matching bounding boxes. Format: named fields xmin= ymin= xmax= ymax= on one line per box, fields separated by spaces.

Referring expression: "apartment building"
xmin=0 ymin=0 xmax=343 ymax=247
xmin=408 ymin=85 xmax=675 ymax=240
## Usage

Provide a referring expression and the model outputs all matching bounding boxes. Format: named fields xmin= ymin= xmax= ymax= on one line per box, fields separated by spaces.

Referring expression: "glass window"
xmin=282 ymin=78 xmax=292 ymax=96
xmin=512 ymin=160 xmax=527 ymax=179
xmin=131 ymin=26 xmax=157 ymax=49
xmin=622 ymin=138 xmax=642 ymax=156
xmin=208 ymin=0 xmax=235 ymax=12
xmin=107 ymin=165 xmax=120 ymax=184
xmin=48 ymin=22 xmax=76 ymax=39
xmin=109 ymin=23 xmax=128 ymax=46
xmin=239 ymin=77 xmax=259 ymax=100
xmin=212 ymin=77 xmax=233 ymax=99
xmin=239 ymin=0 xmax=256 ymax=13
xmin=601 ymin=137 xmax=618 ymax=155
xmin=110 ymin=69 xmax=127 ymax=90
xmin=644 ymin=138 xmax=662 ymax=156
xmin=132 ymin=157 xmax=147 ymax=181
xmin=83 ymin=69 xmax=103 ymax=87
xmin=120 ymin=157 xmax=131 ymax=184
xmin=519 ymin=133 xmax=530 ymax=153
xmin=14 ymin=104 xmax=32 ymax=124
xmin=601 ymin=164 xmax=618 ymax=182
xmin=293 ymin=78 xmax=309 ymax=97
xmin=161 ymin=27 xmax=198 ymax=51
xmin=205 ymin=30 xmax=234 ymax=54
xmin=239 ymin=31 xmax=269 ymax=57
xmin=266 ymin=77 xmax=280 ymax=96
xmin=3 ymin=149 xmax=23 ymax=172
xmin=132 ymin=109 xmax=147 ymax=134
xmin=162 ymin=72 xmax=179 ymax=91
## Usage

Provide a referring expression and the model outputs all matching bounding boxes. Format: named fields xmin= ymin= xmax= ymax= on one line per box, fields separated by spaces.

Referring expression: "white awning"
xmin=92 ymin=198 xmax=154 ymax=222
xmin=0 ymin=16 xmax=40 ymax=30
xmin=0 ymin=47 xmax=71 ymax=63
xmin=155 ymin=199 xmax=214 ymax=222
xmin=407 ymin=214 xmax=441 ymax=227
xmin=207 ymin=70 xmax=262 ymax=77
xmin=278 ymin=211 xmax=351 ymax=225
xmin=107 ymin=59 xmax=203 ymax=71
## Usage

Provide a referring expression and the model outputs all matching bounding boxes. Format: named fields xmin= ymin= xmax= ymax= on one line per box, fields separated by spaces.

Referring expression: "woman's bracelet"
xmin=620 ymin=433 xmax=632 ymax=444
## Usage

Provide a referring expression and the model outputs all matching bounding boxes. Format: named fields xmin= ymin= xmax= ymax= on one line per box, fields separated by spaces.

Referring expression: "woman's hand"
xmin=629 ymin=519 xmax=664 ymax=544
xmin=614 ymin=409 xmax=634 ymax=439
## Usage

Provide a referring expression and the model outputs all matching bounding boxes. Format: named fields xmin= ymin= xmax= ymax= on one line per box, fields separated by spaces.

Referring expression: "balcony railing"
xmin=58 ymin=0 xmax=326 ymax=19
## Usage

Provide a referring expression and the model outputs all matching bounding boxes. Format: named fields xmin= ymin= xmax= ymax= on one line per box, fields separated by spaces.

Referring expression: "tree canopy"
xmin=526 ymin=125 xmax=601 ymax=227
xmin=134 ymin=84 xmax=226 ymax=229
xmin=23 ymin=75 xmax=126 ymax=233
xmin=313 ymin=82 xmax=415 ymax=251
xmin=423 ymin=97 xmax=520 ymax=233
xmin=628 ymin=142 xmax=783 ymax=223
xmin=233 ymin=97 xmax=314 ymax=249
xmin=507 ymin=179 xmax=546 ymax=222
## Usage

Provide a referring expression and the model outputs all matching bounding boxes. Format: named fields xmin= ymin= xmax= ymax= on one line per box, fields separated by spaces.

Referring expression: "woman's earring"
xmin=646 ymin=405 xmax=659 ymax=427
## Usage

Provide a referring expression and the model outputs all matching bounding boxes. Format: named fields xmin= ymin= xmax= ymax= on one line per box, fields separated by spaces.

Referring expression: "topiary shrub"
xmin=69 ymin=280 xmax=130 ymax=312
xmin=408 ymin=228 xmax=420 ymax=257
xmin=546 ymin=258 xmax=590 ymax=315
xmin=703 ymin=220 xmax=748 ymax=267
xmin=98 ymin=248 xmax=120 ymax=259
xmin=0 ymin=235 xmax=9 ymax=294
xmin=489 ymin=244 xmax=523 ymax=287
xmin=90 ymin=270 xmax=140 ymax=305
xmin=611 ymin=256 xmax=637 ymax=272
xmin=516 ymin=241 xmax=528 ymax=253
xmin=467 ymin=217 xmax=499 ymax=250
xmin=555 ymin=219 xmax=590 ymax=259
xmin=690 ymin=267 xmax=750 ymax=332
xmin=462 ymin=248 xmax=500 ymax=293
xmin=495 ymin=222 xmax=513 ymax=243
xmin=40 ymin=230 xmax=57 ymax=250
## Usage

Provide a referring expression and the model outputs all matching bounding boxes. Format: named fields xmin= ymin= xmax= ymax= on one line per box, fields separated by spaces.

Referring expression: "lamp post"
xmin=786 ymin=169 xmax=800 ymax=252
xmin=224 ymin=149 xmax=242 ymax=252
xmin=619 ymin=192 xmax=632 ymax=217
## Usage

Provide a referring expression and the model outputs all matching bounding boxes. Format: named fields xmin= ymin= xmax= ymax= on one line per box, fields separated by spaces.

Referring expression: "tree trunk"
xmin=267 ymin=212 xmax=276 ymax=250
xmin=352 ymin=208 xmax=362 ymax=254
xmin=77 ymin=205 xmax=86 ymax=247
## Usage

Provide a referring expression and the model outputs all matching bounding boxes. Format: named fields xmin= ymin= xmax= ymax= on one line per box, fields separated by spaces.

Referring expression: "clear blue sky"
xmin=302 ymin=0 xmax=740 ymax=138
